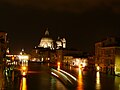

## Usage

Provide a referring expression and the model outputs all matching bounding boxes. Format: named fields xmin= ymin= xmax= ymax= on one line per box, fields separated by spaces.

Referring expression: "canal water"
xmin=62 ymin=66 xmax=120 ymax=90
xmin=0 ymin=63 xmax=120 ymax=90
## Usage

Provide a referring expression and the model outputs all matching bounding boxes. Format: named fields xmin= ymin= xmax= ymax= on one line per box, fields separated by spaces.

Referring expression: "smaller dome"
xmin=56 ymin=37 xmax=62 ymax=49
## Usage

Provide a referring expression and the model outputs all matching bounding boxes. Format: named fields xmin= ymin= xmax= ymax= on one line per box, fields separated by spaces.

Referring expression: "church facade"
xmin=38 ymin=29 xmax=66 ymax=50
xmin=30 ymin=29 xmax=66 ymax=63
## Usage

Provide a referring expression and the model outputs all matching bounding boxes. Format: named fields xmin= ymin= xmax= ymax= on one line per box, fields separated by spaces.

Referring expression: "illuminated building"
xmin=63 ymin=55 xmax=88 ymax=68
xmin=31 ymin=29 xmax=66 ymax=62
xmin=38 ymin=29 xmax=66 ymax=50
xmin=95 ymin=37 xmax=120 ymax=75
xmin=56 ymin=37 xmax=66 ymax=49
xmin=38 ymin=29 xmax=54 ymax=49
xmin=31 ymin=28 xmax=88 ymax=65
xmin=56 ymin=37 xmax=63 ymax=49
xmin=62 ymin=49 xmax=89 ymax=68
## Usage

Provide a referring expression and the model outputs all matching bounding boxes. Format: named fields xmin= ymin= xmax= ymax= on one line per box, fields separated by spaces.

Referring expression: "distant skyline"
xmin=0 ymin=0 xmax=120 ymax=54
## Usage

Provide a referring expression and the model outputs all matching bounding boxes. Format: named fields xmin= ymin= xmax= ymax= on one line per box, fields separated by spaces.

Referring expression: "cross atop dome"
xmin=45 ymin=28 xmax=49 ymax=36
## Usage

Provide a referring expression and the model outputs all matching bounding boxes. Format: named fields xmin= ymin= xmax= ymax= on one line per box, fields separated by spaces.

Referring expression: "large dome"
xmin=38 ymin=29 xmax=54 ymax=49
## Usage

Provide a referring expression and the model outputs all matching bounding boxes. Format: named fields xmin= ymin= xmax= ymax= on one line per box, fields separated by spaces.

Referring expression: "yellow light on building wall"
xmin=115 ymin=55 xmax=120 ymax=75
xmin=18 ymin=55 xmax=29 ymax=60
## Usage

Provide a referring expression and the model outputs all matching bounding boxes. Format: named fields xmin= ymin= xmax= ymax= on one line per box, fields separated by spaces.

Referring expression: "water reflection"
xmin=96 ymin=71 xmax=101 ymax=90
xmin=115 ymin=76 xmax=120 ymax=90
xmin=12 ymin=70 xmax=14 ymax=82
xmin=3 ymin=62 xmax=120 ymax=90
xmin=77 ymin=66 xmax=83 ymax=90
xmin=57 ymin=62 xmax=60 ymax=71
xmin=21 ymin=60 xmax=28 ymax=67
xmin=20 ymin=60 xmax=28 ymax=76
xmin=51 ymin=76 xmax=67 ymax=90
xmin=20 ymin=60 xmax=28 ymax=90
xmin=20 ymin=77 xmax=27 ymax=90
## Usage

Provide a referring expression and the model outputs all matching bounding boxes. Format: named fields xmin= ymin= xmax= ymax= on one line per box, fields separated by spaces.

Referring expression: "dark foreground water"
xmin=0 ymin=63 xmax=120 ymax=90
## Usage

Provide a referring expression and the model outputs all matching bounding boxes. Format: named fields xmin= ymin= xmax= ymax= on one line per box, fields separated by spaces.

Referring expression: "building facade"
xmin=38 ymin=29 xmax=66 ymax=50
xmin=95 ymin=37 xmax=120 ymax=75
xmin=31 ymin=29 xmax=66 ymax=63
xmin=31 ymin=29 xmax=89 ymax=68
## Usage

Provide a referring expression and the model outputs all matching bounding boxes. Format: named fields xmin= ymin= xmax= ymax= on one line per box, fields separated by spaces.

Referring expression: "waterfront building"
xmin=63 ymin=49 xmax=89 ymax=68
xmin=30 ymin=28 xmax=89 ymax=68
xmin=95 ymin=37 xmax=120 ymax=75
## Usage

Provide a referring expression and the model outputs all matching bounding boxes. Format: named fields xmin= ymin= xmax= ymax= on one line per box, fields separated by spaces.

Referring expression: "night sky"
xmin=0 ymin=0 xmax=120 ymax=54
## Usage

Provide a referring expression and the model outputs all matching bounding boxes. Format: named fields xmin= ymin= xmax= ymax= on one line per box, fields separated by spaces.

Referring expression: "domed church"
xmin=30 ymin=28 xmax=66 ymax=62
xmin=38 ymin=28 xmax=66 ymax=50
xmin=38 ymin=29 xmax=54 ymax=49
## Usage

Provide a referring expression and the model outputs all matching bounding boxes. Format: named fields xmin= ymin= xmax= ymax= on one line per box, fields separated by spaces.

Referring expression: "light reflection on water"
xmin=115 ymin=76 xmax=120 ymax=90
xmin=77 ymin=66 xmax=83 ymax=90
xmin=3 ymin=63 xmax=120 ymax=90
xmin=20 ymin=62 xmax=28 ymax=90
xmin=51 ymin=76 xmax=67 ymax=90
xmin=57 ymin=62 xmax=60 ymax=71
xmin=96 ymin=71 xmax=101 ymax=90
xmin=20 ymin=77 xmax=27 ymax=90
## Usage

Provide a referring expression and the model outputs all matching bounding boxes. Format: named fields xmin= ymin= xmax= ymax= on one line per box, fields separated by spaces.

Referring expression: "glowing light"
xmin=12 ymin=56 xmax=15 ymax=61
xmin=41 ymin=58 xmax=44 ymax=61
xmin=79 ymin=64 xmax=82 ymax=69
xmin=20 ymin=77 xmax=27 ymax=90
xmin=6 ymin=48 xmax=9 ymax=54
xmin=52 ymin=68 xmax=73 ymax=84
xmin=20 ymin=52 xmax=22 ymax=55
xmin=51 ymin=72 xmax=59 ymax=77
xmin=96 ymin=66 xmax=100 ymax=71
xmin=22 ymin=66 xmax=27 ymax=71
xmin=72 ymin=58 xmax=88 ymax=68
xmin=57 ymin=62 xmax=60 ymax=71
xmin=82 ymin=62 xmax=86 ymax=68
xmin=21 ymin=66 xmax=28 ymax=76
xmin=60 ymin=69 xmax=77 ymax=81
xmin=22 ymin=72 xmax=27 ymax=76
xmin=18 ymin=55 xmax=29 ymax=60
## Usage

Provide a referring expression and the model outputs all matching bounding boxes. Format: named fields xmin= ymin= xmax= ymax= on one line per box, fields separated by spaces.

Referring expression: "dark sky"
xmin=0 ymin=0 xmax=120 ymax=54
